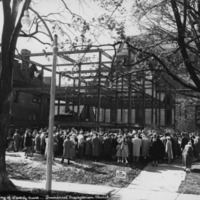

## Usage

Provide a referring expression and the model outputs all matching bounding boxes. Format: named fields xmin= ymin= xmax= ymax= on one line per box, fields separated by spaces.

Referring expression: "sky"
xmin=0 ymin=0 xmax=140 ymax=51
xmin=0 ymin=0 xmax=140 ymax=80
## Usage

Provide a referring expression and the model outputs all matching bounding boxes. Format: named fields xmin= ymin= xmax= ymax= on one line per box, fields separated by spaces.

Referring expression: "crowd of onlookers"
xmin=7 ymin=127 xmax=200 ymax=171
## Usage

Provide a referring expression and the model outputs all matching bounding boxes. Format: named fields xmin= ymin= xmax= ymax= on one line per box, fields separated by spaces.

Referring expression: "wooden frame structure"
xmin=14 ymin=46 xmax=176 ymax=131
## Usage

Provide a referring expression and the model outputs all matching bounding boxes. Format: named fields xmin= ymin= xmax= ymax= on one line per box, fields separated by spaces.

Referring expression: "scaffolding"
xmin=13 ymin=45 xmax=180 ymax=131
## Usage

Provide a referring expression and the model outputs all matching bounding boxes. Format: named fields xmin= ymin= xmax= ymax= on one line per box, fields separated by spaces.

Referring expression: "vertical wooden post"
xmin=115 ymin=74 xmax=119 ymax=124
xmin=155 ymin=91 xmax=158 ymax=125
xmin=151 ymin=79 xmax=154 ymax=125
xmin=57 ymin=74 xmax=61 ymax=116
xmin=174 ymin=92 xmax=176 ymax=129
xmin=142 ymin=78 xmax=145 ymax=127
xmin=46 ymin=34 xmax=58 ymax=193
xmin=77 ymin=64 xmax=81 ymax=123
xmin=128 ymin=49 xmax=132 ymax=131
xmin=121 ymin=76 xmax=124 ymax=122
xmin=159 ymin=90 xmax=161 ymax=128
xmin=72 ymin=79 xmax=75 ymax=114
xmin=97 ymin=51 xmax=102 ymax=131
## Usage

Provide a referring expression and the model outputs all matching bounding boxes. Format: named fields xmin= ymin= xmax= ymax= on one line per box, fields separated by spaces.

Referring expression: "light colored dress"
xmin=63 ymin=139 xmax=73 ymax=159
xmin=182 ymin=143 xmax=193 ymax=168
xmin=141 ymin=137 xmax=150 ymax=157
xmin=121 ymin=141 xmax=129 ymax=158
xmin=132 ymin=137 xmax=142 ymax=157
xmin=165 ymin=138 xmax=173 ymax=160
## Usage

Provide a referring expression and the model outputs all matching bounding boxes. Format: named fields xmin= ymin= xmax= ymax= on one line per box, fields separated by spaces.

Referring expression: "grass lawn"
xmin=178 ymin=161 xmax=200 ymax=195
xmin=3 ymin=151 xmax=147 ymax=199
xmin=6 ymin=152 xmax=145 ymax=188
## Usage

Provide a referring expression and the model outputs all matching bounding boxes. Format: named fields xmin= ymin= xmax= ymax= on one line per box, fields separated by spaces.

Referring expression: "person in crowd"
xmin=13 ymin=129 xmax=21 ymax=152
xmin=57 ymin=129 xmax=66 ymax=156
xmin=32 ymin=129 xmax=37 ymax=140
xmin=190 ymin=133 xmax=196 ymax=156
xmin=44 ymin=131 xmax=55 ymax=160
xmin=158 ymin=134 xmax=166 ymax=162
xmin=150 ymin=133 xmax=161 ymax=166
xmin=103 ymin=133 xmax=112 ymax=161
xmin=121 ymin=136 xmax=129 ymax=164
xmin=182 ymin=140 xmax=194 ymax=172
xmin=160 ymin=133 xmax=169 ymax=161
xmin=116 ymin=135 xmax=123 ymax=163
xmin=70 ymin=133 xmax=77 ymax=160
xmin=24 ymin=129 xmax=33 ymax=158
xmin=181 ymin=132 xmax=189 ymax=152
xmin=91 ymin=132 xmax=101 ymax=162
xmin=40 ymin=129 xmax=47 ymax=155
xmin=7 ymin=128 xmax=14 ymax=151
xmin=77 ymin=129 xmax=85 ymax=159
xmin=165 ymin=136 xmax=173 ymax=164
xmin=111 ymin=133 xmax=118 ymax=161
xmin=53 ymin=131 xmax=59 ymax=157
xmin=132 ymin=133 xmax=142 ymax=164
xmin=44 ymin=132 xmax=49 ymax=160
xmin=85 ymin=134 xmax=92 ymax=160
xmin=61 ymin=135 xmax=73 ymax=164
xmin=34 ymin=130 xmax=41 ymax=153
xmin=141 ymin=132 xmax=150 ymax=162
xmin=98 ymin=132 xmax=104 ymax=160
xmin=138 ymin=130 xmax=142 ymax=139
xmin=193 ymin=132 xmax=200 ymax=161
xmin=127 ymin=133 xmax=133 ymax=163
xmin=171 ymin=133 xmax=181 ymax=159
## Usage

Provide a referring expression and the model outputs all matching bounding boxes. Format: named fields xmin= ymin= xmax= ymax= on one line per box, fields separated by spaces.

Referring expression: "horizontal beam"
xmin=15 ymin=55 xmax=88 ymax=84
xmin=43 ymin=61 xmax=112 ymax=67
xmin=60 ymin=69 xmax=110 ymax=74
xmin=15 ymin=55 xmax=54 ymax=73
xmin=29 ymin=49 xmax=103 ymax=57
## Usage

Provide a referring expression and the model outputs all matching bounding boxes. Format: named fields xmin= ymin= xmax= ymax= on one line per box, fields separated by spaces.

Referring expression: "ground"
xmin=178 ymin=161 xmax=200 ymax=195
xmin=6 ymin=152 xmax=143 ymax=188
xmin=5 ymin=152 xmax=200 ymax=197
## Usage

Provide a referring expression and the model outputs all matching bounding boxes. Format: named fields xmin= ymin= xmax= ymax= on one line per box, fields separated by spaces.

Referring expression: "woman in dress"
xmin=116 ymin=136 xmax=123 ymax=163
xmin=13 ymin=129 xmax=21 ymax=152
xmin=132 ymin=133 xmax=142 ymax=163
xmin=165 ymin=136 xmax=173 ymax=164
xmin=182 ymin=140 xmax=194 ymax=172
xmin=61 ymin=135 xmax=73 ymax=164
xmin=150 ymin=134 xmax=162 ymax=166
xmin=24 ymin=129 xmax=33 ymax=158
xmin=121 ymin=136 xmax=129 ymax=164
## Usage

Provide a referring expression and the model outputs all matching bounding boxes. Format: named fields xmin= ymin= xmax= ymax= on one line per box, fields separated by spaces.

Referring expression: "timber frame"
xmin=13 ymin=45 xmax=178 ymax=131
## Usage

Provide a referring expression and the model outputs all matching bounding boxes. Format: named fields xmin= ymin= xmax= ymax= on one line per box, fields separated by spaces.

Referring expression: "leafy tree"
xmin=128 ymin=0 xmax=200 ymax=94
xmin=94 ymin=0 xmax=200 ymax=130
xmin=97 ymin=0 xmax=200 ymax=95
xmin=0 ymin=0 xmax=125 ymax=192
xmin=0 ymin=0 xmax=32 ymax=191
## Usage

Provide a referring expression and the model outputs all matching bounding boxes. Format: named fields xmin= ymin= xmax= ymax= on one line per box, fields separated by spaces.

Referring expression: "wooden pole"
xmin=46 ymin=34 xmax=58 ymax=193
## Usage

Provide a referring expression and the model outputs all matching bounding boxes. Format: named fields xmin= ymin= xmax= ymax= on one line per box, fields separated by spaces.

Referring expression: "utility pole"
xmin=46 ymin=34 xmax=58 ymax=193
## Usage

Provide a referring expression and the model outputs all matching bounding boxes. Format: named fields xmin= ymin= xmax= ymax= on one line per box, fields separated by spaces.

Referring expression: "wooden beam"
xmin=29 ymin=49 xmax=102 ymax=57
xmin=58 ymin=54 xmax=76 ymax=63
xmin=43 ymin=61 xmax=112 ymax=67
xmin=102 ymin=50 xmax=113 ymax=60
xmin=60 ymin=68 xmax=110 ymax=74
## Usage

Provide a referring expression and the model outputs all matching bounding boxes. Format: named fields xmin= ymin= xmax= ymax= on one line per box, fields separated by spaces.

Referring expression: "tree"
xmin=126 ymin=0 xmax=200 ymax=94
xmin=0 ymin=0 xmax=31 ymax=191
xmin=0 ymin=0 xmax=125 ymax=192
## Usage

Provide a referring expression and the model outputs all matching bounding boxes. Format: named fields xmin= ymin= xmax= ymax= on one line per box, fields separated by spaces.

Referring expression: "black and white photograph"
xmin=0 ymin=0 xmax=200 ymax=199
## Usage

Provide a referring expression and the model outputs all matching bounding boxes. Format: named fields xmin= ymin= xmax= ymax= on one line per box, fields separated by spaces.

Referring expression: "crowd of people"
xmin=7 ymin=127 xmax=200 ymax=171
